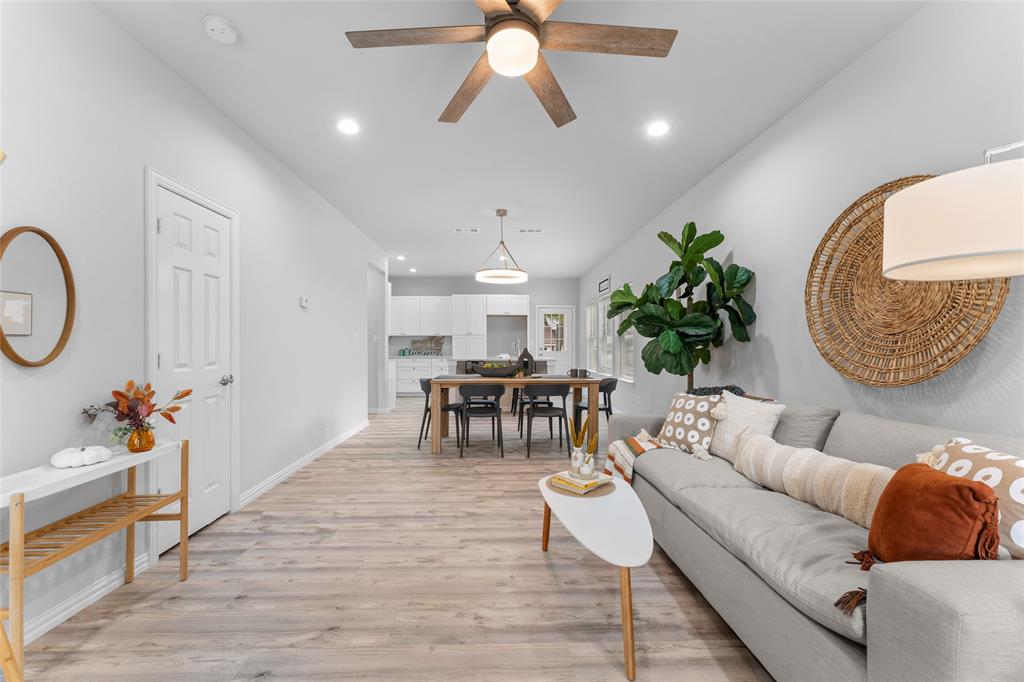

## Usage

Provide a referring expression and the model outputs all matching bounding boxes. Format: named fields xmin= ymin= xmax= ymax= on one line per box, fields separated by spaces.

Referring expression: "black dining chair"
xmin=574 ymin=377 xmax=618 ymax=426
xmin=417 ymin=378 xmax=463 ymax=450
xmin=523 ymin=384 xmax=571 ymax=459
xmin=459 ymin=384 xmax=505 ymax=458
xmin=517 ymin=389 xmax=553 ymax=436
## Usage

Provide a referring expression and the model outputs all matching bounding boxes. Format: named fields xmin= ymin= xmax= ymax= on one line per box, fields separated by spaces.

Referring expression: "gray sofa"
xmin=609 ymin=408 xmax=1024 ymax=682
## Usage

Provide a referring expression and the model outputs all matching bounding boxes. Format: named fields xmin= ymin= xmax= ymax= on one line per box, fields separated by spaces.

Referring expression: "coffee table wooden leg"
xmin=542 ymin=503 xmax=551 ymax=551
xmin=620 ymin=566 xmax=636 ymax=681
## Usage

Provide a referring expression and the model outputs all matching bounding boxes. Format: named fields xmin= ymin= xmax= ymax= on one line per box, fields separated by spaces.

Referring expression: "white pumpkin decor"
xmin=51 ymin=446 xmax=113 ymax=469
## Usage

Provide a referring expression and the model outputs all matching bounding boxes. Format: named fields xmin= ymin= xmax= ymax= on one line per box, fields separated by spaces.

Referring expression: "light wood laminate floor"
xmin=26 ymin=398 xmax=770 ymax=681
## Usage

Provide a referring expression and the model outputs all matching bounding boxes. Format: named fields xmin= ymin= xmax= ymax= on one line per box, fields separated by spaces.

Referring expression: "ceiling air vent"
xmin=452 ymin=227 xmax=480 ymax=234
xmin=518 ymin=228 xmax=544 ymax=234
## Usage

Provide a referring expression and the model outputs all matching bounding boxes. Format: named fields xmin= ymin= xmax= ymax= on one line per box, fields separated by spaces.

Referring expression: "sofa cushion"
xmin=633 ymin=448 xmax=759 ymax=506
xmin=676 ymin=486 xmax=870 ymax=644
xmin=773 ymin=405 xmax=840 ymax=450
xmin=823 ymin=412 xmax=1024 ymax=469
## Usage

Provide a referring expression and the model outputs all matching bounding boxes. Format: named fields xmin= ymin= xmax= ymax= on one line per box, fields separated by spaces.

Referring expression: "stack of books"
xmin=549 ymin=470 xmax=613 ymax=496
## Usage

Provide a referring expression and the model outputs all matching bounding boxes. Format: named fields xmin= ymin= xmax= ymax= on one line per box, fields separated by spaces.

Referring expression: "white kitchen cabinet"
xmin=486 ymin=294 xmax=529 ymax=317
xmin=388 ymin=300 xmax=402 ymax=338
xmin=419 ymin=297 xmax=439 ymax=335
xmin=453 ymin=334 xmax=487 ymax=359
xmin=401 ymin=298 xmax=421 ymax=335
xmin=437 ymin=297 xmax=453 ymax=335
xmin=452 ymin=295 xmax=488 ymax=335
xmin=394 ymin=357 xmax=453 ymax=393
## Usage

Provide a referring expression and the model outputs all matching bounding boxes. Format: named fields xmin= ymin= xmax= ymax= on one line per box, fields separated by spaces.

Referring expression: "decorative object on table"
xmin=806 ymin=176 xmax=1009 ymax=388
xmin=883 ymin=144 xmax=1023 ymax=280
xmin=918 ymin=438 xmax=1023 ymax=559
xmin=50 ymin=445 xmax=113 ymax=469
xmin=517 ymin=347 xmax=535 ymax=375
xmin=0 ymin=291 xmax=32 ymax=336
xmin=655 ymin=392 xmax=721 ymax=456
xmin=603 ymin=429 xmax=660 ymax=484
xmin=566 ymin=368 xmax=590 ymax=378
xmin=475 ymin=209 xmax=528 ymax=283
xmin=708 ymin=390 xmax=785 ymax=463
xmin=469 ymin=361 xmax=520 ymax=377
xmin=834 ymin=462 xmax=1000 ymax=616
xmin=83 ymin=380 xmax=192 ymax=453
xmin=568 ymin=415 xmax=597 ymax=475
xmin=547 ymin=470 xmax=613 ymax=496
xmin=608 ymin=222 xmax=756 ymax=392
xmin=0 ymin=226 xmax=76 ymax=368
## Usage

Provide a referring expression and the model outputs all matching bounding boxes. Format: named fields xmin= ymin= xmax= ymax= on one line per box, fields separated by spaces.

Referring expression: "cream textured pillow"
xmin=735 ymin=430 xmax=895 ymax=528
xmin=919 ymin=438 xmax=1024 ymax=559
xmin=657 ymin=393 xmax=721 ymax=453
xmin=709 ymin=390 xmax=785 ymax=463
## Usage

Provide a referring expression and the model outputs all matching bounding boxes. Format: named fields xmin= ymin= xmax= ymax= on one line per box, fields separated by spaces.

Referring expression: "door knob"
xmin=219 ymin=374 xmax=235 ymax=386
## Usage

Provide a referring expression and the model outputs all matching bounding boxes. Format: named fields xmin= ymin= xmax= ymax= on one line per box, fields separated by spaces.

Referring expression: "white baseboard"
xmin=24 ymin=553 xmax=150 ymax=645
xmin=238 ymin=421 xmax=368 ymax=509
xmin=368 ymin=407 xmax=391 ymax=415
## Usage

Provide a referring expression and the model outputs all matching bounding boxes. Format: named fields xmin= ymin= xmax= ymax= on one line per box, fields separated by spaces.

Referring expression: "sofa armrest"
xmin=867 ymin=561 xmax=1024 ymax=682
xmin=608 ymin=413 xmax=665 ymax=443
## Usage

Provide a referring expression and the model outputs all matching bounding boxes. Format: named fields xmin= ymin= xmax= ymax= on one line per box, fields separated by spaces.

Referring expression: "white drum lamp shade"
xmin=883 ymin=158 xmax=1024 ymax=281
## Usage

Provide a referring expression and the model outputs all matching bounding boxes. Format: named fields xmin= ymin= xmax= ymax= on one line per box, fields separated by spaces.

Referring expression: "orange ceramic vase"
xmin=127 ymin=429 xmax=155 ymax=453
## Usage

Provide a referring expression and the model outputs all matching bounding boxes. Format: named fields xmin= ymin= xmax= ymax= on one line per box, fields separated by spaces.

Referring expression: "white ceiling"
xmin=98 ymin=1 xmax=920 ymax=278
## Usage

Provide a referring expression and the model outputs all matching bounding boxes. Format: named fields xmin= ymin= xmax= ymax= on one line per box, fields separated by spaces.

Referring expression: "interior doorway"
xmin=145 ymin=168 xmax=240 ymax=558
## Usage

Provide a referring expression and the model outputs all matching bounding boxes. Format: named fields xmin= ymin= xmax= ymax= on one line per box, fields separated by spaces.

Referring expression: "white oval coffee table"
xmin=539 ymin=475 xmax=653 ymax=680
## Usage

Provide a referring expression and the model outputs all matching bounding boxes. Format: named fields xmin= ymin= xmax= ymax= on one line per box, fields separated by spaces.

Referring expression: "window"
xmin=585 ymin=292 xmax=636 ymax=382
xmin=541 ymin=312 xmax=567 ymax=352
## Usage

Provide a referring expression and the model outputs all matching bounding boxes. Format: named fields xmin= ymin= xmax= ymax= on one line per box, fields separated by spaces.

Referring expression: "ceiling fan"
xmin=345 ymin=0 xmax=678 ymax=127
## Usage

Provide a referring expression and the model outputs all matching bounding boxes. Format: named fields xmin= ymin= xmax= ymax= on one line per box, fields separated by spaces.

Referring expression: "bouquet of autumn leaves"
xmin=109 ymin=380 xmax=191 ymax=429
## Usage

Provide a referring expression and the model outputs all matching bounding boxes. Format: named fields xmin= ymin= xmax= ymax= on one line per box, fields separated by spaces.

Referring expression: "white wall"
xmin=0 ymin=1 xmax=384 ymax=634
xmin=579 ymin=2 xmax=1024 ymax=436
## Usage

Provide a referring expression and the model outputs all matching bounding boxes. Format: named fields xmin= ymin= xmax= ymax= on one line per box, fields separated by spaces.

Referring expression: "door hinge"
xmin=157 ymin=217 xmax=165 ymax=234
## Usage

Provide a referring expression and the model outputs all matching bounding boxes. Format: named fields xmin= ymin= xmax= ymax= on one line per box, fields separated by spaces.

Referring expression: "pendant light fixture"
xmin=476 ymin=208 xmax=528 ymax=284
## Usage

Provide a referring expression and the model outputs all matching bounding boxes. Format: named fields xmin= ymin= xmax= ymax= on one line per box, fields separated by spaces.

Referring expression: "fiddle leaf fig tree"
xmin=607 ymin=222 xmax=756 ymax=390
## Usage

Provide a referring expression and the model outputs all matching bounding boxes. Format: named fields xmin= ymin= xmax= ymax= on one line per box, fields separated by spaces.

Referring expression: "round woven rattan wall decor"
xmin=805 ymin=176 xmax=1009 ymax=387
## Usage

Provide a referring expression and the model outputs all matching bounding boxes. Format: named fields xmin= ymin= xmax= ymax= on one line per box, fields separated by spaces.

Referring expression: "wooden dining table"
xmin=429 ymin=375 xmax=604 ymax=454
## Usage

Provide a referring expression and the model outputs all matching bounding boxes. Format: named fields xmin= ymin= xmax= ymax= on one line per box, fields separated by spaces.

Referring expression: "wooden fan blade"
xmin=474 ymin=0 xmax=513 ymax=18
xmin=515 ymin=0 xmax=562 ymax=24
xmin=523 ymin=52 xmax=576 ymax=127
xmin=439 ymin=52 xmax=493 ymax=123
xmin=346 ymin=25 xmax=485 ymax=48
xmin=540 ymin=21 xmax=677 ymax=58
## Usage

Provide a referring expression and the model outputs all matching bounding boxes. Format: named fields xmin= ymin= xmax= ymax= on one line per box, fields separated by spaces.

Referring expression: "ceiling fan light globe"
xmin=486 ymin=24 xmax=540 ymax=77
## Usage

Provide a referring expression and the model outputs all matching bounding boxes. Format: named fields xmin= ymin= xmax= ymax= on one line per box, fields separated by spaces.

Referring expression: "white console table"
xmin=0 ymin=440 xmax=189 ymax=682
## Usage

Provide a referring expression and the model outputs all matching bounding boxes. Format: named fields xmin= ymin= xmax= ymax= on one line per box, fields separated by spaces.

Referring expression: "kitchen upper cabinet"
xmin=389 ymin=296 xmax=453 ymax=335
xmin=400 ymin=297 xmax=421 ymax=335
xmin=452 ymin=295 xmax=487 ymax=335
xmin=486 ymin=295 xmax=529 ymax=317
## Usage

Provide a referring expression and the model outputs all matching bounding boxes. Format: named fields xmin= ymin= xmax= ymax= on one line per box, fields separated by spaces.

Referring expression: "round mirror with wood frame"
xmin=0 ymin=226 xmax=76 ymax=367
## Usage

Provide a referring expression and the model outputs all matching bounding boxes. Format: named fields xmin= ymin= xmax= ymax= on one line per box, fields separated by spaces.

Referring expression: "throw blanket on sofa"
xmin=603 ymin=430 xmax=661 ymax=484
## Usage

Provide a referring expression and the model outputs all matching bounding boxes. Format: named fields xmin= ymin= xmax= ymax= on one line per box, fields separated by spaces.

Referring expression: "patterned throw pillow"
xmin=919 ymin=438 xmax=1024 ymax=559
xmin=709 ymin=390 xmax=786 ymax=463
xmin=657 ymin=393 xmax=721 ymax=453
xmin=735 ymin=430 xmax=895 ymax=528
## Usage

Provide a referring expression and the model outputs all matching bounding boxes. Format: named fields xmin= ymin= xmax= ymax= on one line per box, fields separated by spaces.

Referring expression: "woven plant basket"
xmin=805 ymin=176 xmax=1009 ymax=388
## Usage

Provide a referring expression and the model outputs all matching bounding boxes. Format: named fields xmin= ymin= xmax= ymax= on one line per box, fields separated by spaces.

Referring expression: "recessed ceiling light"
xmin=646 ymin=120 xmax=670 ymax=137
xmin=203 ymin=15 xmax=239 ymax=45
xmin=396 ymin=255 xmax=406 ymax=261
xmin=336 ymin=118 xmax=360 ymax=135
xmin=409 ymin=268 xmax=417 ymax=273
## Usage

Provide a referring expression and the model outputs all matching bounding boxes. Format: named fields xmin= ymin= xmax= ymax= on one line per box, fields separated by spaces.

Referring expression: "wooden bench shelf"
xmin=0 ymin=440 xmax=189 ymax=682
xmin=0 ymin=492 xmax=179 ymax=578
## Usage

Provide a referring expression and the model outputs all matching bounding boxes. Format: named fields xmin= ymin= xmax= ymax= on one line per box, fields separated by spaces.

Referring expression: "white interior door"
xmin=153 ymin=185 xmax=232 ymax=554
xmin=536 ymin=306 xmax=574 ymax=375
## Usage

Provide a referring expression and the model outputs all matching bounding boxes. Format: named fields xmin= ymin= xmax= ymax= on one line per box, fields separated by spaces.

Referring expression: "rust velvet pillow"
xmin=868 ymin=463 xmax=1001 ymax=562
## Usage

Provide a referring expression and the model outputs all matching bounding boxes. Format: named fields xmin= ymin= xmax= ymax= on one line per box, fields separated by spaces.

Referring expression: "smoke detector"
xmin=203 ymin=15 xmax=239 ymax=45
